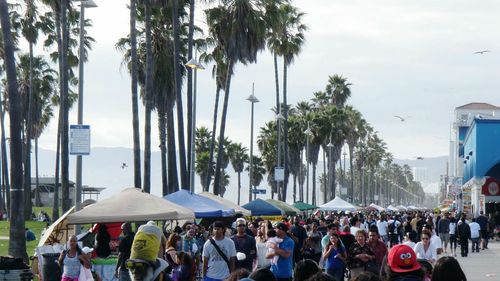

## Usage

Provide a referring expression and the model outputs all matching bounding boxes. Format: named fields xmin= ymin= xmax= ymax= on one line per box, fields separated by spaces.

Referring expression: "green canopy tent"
xmin=266 ymin=199 xmax=300 ymax=216
xmin=292 ymin=201 xmax=318 ymax=211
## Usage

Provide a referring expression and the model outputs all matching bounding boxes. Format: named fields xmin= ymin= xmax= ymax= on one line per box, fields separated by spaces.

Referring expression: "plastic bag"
xmin=79 ymin=265 xmax=94 ymax=281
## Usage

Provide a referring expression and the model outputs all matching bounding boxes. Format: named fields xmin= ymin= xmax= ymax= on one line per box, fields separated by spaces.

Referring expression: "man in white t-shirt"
xmin=202 ymin=221 xmax=237 ymax=281
xmin=469 ymin=218 xmax=481 ymax=253
xmin=377 ymin=215 xmax=389 ymax=245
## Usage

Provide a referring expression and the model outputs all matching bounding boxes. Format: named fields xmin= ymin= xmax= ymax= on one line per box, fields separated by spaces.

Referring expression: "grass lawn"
xmin=0 ymin=206 xmax=62 ymax=257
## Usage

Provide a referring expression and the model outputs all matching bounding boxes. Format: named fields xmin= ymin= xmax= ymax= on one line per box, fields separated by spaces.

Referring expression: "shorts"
xmin=439 ymin=233 xmax=450 ymax=242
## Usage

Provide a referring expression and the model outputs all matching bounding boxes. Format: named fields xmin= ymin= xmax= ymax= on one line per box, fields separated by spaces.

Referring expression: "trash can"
xmin=41 ymin=253 xmax=61 ymax=281
xmin=0 ymin=269 xmax=33 ymax=280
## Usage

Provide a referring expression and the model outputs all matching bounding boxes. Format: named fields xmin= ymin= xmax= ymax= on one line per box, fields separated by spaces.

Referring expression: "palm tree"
xmin=0 ymin=0 xmax=27 ymax=260
xmin=21 ymin=0 xmax=40 ymax=219
xmin=228 ymin=142 xmax=248 ymax=204
xmin=171 ymin=0 xmax=188 ymax=189
xmin=326 ymin=74 xmax=351 ymax=108
xmin=17 ymin=54 xmax=57 ymax=207
xmin=245 ymin=155 xmax=266 ymax=194
xmin=345 ymin=106 xmax=364 ymax=202
xmin=195 ymin=151 xmax=213 ymax=192
xmin=206 ymin=0 xmax=266 ymax=195
xmin=257 ymin=121 xmax=277 ymax=197
xmin=267 ymin=3 xmax=307 ymax=201
xmin=213 ymin=169 xmax=230 ymax=197
xmin=130 ymin=0 xmax=141 ymax=189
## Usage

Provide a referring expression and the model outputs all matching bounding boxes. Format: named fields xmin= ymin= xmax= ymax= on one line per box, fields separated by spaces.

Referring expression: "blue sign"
xmin=252 ymin=189 xmax=266 ymax=194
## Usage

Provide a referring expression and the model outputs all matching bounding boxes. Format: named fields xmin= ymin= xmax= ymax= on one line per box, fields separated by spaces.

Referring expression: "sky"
xmin=34 ymin=0 xmax=500 ymax=162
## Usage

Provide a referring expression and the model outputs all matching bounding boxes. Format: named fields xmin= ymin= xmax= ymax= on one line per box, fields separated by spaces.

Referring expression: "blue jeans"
xmin=471 ymin=237 xmax=480 ymax=252
xmin=327 ymin=267 xmax=344 ymax=281
xmin=204 ymin=277 xmax=223 ymax=281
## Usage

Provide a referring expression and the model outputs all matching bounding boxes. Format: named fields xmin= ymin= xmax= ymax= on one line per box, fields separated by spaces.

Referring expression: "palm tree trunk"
xmin=166 ymin=103 xmax=179 ymax=193
xmin=299 ymin=149 xmax=303 ymax=202
xmin=53 ymin=108 xmax=62 ymax=220
xmin=143 ymin=105 xmax=151 ymax=193
xmin=158 ymin=110 xmax=168 ymax=195
xmin=60 ymin=0 xmax=70 ymax=213
xmin=349 ymin=146 xmax=354 ymax=203
xmin=206 ymin=88 xmax=220 ymax=191
xmin=0 ymin=89 xmax=10 ymax=211
xmin=130 ymin=0 xmax=141 ymax=189
xmin=186 ymin=0 xmax=195 ymax=182
xmin=282 ymin=60 xmax=289 ymax=202
xmin=143 ymin=0 xmax=152 ymax=193
xmin=171 ymin=0 xmax=188 ymax=189
xmin=237 ymin=171 xmax=241 ymax=205
xmin=213 ymin=60 xmax=233 ymax=195
xmin=331 ymin=162 xmax=336 ymax=201
xmin=0 ymin=0 xmax=26 ymax=259
xmin=34 ymin=138 xmax=40 ymax=206
xmin=23 ymin=42 xmax=34 ymax=220
xmin=293 ymin=174 xmax=297 ymax=203
xmin=312 ymin=163 xmax=316 ymax=206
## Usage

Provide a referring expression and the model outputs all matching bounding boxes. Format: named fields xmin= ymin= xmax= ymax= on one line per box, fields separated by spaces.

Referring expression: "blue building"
xmin=462 ymin=118 xmax=500 ymax=216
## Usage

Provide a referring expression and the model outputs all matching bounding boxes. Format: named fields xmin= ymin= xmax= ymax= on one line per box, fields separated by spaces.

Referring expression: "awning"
xmin=319 ymin=197 xmax=356 ymax=212
xmin=67 ymin=187 xmax=195 ymax=224
xmin=198 ymin=192 xmax=251 ymax=216
xmin=242 ymin=199 xmax=284 ymax=216
xmin=292 ymin=201 xmax=318 ymax=211
xmin=164 ymin=190 xmax=235 ymax=218
xmin=266 ymin=199 xmax=300 ymax=216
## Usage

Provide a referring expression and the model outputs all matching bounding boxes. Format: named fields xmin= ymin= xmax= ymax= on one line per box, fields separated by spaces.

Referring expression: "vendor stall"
xmin=266 ymin=199 xmax=300 ymax=216
xmin=242 ymin=199 xmax=284 ymax=216
xmin=292 ymin=201 xmax=318 ymax=211
xmin=319 ymin=197 xmax=356 ymax=212
xmin=198 ymin=191 xmax=251 ymax=216
xmin=164 ymin=189 xmax=235 ymax=218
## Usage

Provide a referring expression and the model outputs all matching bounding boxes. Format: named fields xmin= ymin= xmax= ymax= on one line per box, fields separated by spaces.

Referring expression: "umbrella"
xmin=242 ymin=199 xmax=284 ymax=216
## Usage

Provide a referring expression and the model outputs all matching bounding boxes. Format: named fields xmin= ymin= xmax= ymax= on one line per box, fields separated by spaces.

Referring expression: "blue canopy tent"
xmin=164 ymin=190 xmax=235 ymax=218
xmin=241 ymin=199 xmax=284 ymax=216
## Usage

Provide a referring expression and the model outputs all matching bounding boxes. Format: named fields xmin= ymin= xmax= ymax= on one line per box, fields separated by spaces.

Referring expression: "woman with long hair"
xmin=165 ymin=233 xmax=182 ymax=280
xmin=58 ymin=235 xmax=90 ymax=281
xmin=431 ymin=256 xmax=466 ymax=281
xmin=448 ymin=217 xmax=458 ymax=257
xmin=322 ymin=233 xmax=346 ymax=281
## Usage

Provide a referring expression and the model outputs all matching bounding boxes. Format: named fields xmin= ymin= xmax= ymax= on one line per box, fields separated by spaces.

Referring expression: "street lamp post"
xmin=304 ymin=123 xmax=313 ymax=204
xmin=75 ymin=0 xmax=97 ymax=235
xmin=275 ymin=113 xmax=284 ymax=200
xmin=327 ymin=137 xmax=334 ymax=203
xmin=247 ymin=85 xmax=259 ymax=202
xmin=185 ymin=56 xmax=204 ymax=193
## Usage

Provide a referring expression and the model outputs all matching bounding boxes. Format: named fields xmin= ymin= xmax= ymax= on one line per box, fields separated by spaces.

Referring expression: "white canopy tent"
xmin=198 ymin=192 xmax=252 ymax=216
xmin=368 ymin=203 xmax=385 ymax=212
xmin=67 ymin=187 xmax=195 ymax=224
xmin=319 ymin=197 xmax=356 ymax=212
xmin=386 ymin=205 xmax=399 ymax=212
xmin=396 ymin=205 xmax=407 ymax=211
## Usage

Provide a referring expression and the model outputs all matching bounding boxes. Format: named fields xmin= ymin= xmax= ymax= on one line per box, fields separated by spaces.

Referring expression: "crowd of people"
xmin=58 ymin=209 xmax=500 ymax=281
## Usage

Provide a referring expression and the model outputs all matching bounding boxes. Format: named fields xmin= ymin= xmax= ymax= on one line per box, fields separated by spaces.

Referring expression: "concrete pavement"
xmin=452 ymin=239 xmax=500 ymax=281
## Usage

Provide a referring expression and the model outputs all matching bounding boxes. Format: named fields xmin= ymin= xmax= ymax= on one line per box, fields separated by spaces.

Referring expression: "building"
xmin=31 ymin=177 xmax=105 ymax=206
xmin=452 ymin=102 xmax=500 ymax=215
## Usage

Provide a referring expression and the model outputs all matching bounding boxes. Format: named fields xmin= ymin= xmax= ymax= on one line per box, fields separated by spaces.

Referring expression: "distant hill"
xmin=32 ymin=147 xmax=447 ymax=205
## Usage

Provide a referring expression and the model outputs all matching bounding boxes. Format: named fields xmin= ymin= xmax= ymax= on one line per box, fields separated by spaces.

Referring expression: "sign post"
xmin=70 ymin=125 xmax=91 ymax=155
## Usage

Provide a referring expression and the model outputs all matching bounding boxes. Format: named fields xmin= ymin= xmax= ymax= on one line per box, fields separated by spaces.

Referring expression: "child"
xmin=265 ymin=229 xmax=283 ymax=265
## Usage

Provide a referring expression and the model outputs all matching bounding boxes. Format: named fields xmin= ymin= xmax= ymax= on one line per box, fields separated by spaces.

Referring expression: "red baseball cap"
xmin=387 ymin=244 xmax=421 ymax=273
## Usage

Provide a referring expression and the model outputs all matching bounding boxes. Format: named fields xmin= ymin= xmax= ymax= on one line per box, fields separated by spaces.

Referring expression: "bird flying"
xmin=416 ymin=157 xmax=424 ymax=160
xmin=121 ymin=163 xmax=128 ymax=169
xmin=473 ymin=50 xmax=490 ymax=55
xmin=394 ymin=115 xmax=405 ymax=122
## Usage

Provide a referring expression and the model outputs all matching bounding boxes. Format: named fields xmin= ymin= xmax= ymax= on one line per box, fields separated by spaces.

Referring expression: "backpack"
xmin=388 ymin=221 xmax=396 ymax=234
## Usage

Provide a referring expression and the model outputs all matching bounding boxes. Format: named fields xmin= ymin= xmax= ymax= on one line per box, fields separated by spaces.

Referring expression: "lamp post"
xmin=304 ymin=123 xmax=313 ymax=204
xmin=247 ymin=85 xmax=259 ymax=202
xmin=327 ymin=137 xmax=334 ymax=203
xmin=275 ymin=113 xmax=285 ymax=200
xmin=185 ymin=56 xmax=204 ymax=193
xmin=74 ymin=0 xmax=97 ymax=235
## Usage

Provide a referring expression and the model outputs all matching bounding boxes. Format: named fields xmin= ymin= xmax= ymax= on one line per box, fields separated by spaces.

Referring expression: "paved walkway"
xmin=452 ymin=239 xmax=500 ymax=281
